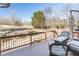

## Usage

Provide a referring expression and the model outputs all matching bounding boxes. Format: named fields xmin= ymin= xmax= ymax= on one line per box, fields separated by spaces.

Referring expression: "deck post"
xmin=0 ymin=39 xmax=1 ymax=56
xmin=53 ymin=31 xmax=55 ymax=37
xmin=53 ymin=30 xmax=58 ymax=37
xmin=45 ymin=32 xmax=47 ymax=40
xmin=30 ymin=34 xmax=32 ymax=46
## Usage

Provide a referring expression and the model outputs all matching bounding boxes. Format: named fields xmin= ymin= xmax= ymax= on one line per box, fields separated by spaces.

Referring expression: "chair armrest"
xmin=49 ymin=42 xmax=69 ymax=56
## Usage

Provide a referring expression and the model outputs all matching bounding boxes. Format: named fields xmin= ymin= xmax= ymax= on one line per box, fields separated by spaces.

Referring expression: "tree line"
xmin=1 ymin=4 xmax=77 ymax=29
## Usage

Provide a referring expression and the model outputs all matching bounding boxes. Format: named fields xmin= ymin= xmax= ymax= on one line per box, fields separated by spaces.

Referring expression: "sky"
xmin=0 ymin=3 xmax=79 ymax=22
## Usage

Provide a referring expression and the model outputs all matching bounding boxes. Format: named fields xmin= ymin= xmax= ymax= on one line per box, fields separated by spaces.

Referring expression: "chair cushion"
xmin=54 ymin=37 xmax=68 ymax=43
xmin=51 ymin=45 xmax=67 ymax=56
xmin=68 ymin=39 xmax=79 ymax=51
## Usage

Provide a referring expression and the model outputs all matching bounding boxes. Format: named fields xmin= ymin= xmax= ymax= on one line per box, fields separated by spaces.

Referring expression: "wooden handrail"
xmin=0 ymin=32 xmax=45 ymax=39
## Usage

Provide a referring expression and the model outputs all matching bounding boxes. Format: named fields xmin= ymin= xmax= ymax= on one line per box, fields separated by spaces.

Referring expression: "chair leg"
xmin=66 ymin=47 xmax=69 ymax=56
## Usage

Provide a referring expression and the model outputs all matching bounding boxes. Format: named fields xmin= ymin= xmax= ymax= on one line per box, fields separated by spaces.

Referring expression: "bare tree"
xmin=43 ymin=7 xmax=54 ymax=19
xmin=61 ymin=4 xmax=73 ymax=28
xmin=43 ymin=7 xmax=62 ymax=28
xmin=11 ymin=10 xmax=23 ymax=26
xmin=43 ymin=7 xmax=53 ymax=16
xmin=62 ymin=4 xmax=72 ymax=18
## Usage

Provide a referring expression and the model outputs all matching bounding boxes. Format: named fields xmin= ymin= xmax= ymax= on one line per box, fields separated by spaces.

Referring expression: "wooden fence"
xmin=0 ymin=30 xmax=58 ymax=55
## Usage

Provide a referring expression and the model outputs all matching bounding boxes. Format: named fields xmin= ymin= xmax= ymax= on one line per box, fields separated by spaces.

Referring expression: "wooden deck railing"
xmin=0 ymin=30 xmax=58 ymax=55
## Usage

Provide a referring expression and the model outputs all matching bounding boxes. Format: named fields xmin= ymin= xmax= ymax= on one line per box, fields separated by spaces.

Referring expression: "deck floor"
xmin=1 ymin=37 xmax=54 ymax=56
